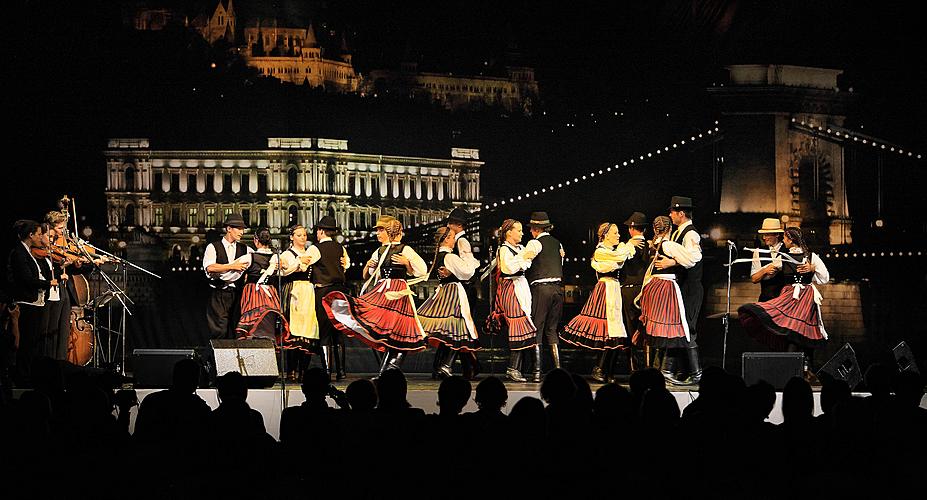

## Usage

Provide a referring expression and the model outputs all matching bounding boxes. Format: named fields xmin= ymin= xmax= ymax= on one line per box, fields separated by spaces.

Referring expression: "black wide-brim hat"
xmin=668 ymin=196 xmax=694 ymax=211
xmin=447 ymin=207 xmax=469 ymax=225
xmin=313 ymin=215 xmax=339 ymax=231
xmin=623 ymin=211 xmax=649 ymax=227
xmin=527 ymin=211 xmax=553 ymax=229
xmin=223 ymin=213 xmax=247 ymax=229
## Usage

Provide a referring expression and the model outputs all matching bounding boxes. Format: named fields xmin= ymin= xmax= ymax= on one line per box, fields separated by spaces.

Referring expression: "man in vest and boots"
xmin=203 ymin=213 xmax=251 ymax=340
xmin=525 ymin=211 xmax=565 ymax=383
xmin=750 ymin=218 xmax=786 ymax=301
xmin=312 ymin=216 xmax=351 ymax=380
xmin=654 ymin=197 xmax=704 ymax=385
xmin=431 ymin=207 xmax=483 ymax=380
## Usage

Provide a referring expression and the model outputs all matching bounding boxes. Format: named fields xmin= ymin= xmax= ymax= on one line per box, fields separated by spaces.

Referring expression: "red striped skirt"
xmin=322 ymin=279 xmax=425 ymax=352
xmin=639 ymin=278 xmax=689 ymax=348
xmin=421 ymin=283 xmax=481 ymax=352
xmin=560 ymin=280 xmax=625 ymax=350
xmin=738 ymin=284 xmax=826 ymax=350
xmin=488 ymin=277 xmax=537 ymax=351
xmin=236 ymin=283 xmax=293 ymax=347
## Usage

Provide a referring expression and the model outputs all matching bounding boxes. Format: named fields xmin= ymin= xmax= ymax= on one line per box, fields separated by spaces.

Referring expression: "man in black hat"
xmin=203 ymin=213 xmax=251 ymax=339
xmin=525 ymin=211 xmax=564 ymax=382
xmin=431 ymin=207 xmax=482 ymax=380
xmin=654 ymin=196 xmax=703 ymax=384
xmin=309 ymin=215 xmax=351 ymax=380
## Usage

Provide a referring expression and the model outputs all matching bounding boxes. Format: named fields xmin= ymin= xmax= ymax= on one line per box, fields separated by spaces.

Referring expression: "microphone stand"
xmin=273 ymin=245 xmax=288 ymax=410
xmin=722 ymin=241 xmax=734 ymax=370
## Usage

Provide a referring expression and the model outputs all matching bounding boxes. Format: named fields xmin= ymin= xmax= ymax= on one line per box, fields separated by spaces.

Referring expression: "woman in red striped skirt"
xmin=422 ymin=227 xmax=480 ymax=378
xmin=323 ymin=215 xmax=428 ymax=374
xmin=639 ymin=216 xmax=695 ymax=377
xmin=486 ymin=219 xmax=538 ymax=382
xmin=236 ymin=227 xmax=292 ymax=345
xmin=738 ymin=227 xmax=830 ymax=372
xmin=560 ymin=222 xmax=639 ymax=374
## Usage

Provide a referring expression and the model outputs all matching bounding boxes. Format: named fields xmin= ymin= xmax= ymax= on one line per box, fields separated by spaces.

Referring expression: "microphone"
xmin=726 ymin=240 xmax=737 ymax=247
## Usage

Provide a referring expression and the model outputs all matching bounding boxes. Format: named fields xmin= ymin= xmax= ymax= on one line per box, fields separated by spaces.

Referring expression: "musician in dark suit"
xmin=6 ymin=220 xmax=55 ymax=385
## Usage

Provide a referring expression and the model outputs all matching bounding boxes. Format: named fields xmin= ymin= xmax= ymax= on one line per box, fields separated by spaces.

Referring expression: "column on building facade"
xmin=426 ymin=176 xmax=434 ymax=200
xmin=415 ymin=173 xmax=422 ymax=200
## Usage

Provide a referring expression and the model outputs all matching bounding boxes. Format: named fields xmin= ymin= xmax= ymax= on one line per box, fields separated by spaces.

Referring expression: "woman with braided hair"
xmin=738 ymin=227 xmax=830 ymax=373
xmin=486 ymin=219 xmax=538 ymax=382
xmin=639 ymin=215 xmax=696 ymax=380
xmin=322 ymin=215 xmax=428 ymax=374
xmin=421 ymin=226 xmax=480 ymax=378
xmin=235 ymin=227 xmax=291 ymax=344
xmin=279 ymin=224 xmax=319 ymax=381
xmin=560 ymin=222 xmax=639 ymax=379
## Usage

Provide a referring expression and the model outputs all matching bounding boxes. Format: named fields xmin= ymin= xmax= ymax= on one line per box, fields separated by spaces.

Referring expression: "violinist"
xmin=7 ymin=220 xmax=57 ymax=386
xmin=42 ymin=210 xmax=89 ymax=360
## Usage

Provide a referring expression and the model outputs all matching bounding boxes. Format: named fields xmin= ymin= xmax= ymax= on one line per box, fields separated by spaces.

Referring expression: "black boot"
xmin=460 ymin=350 xmax=480 ymax=380
xmin=680 ymin=346 xmax=702 ymax=385
xmin=550 ymin=345 xmax=561 ymax=369
xmin=432 ymin=344 xmax=450 ymax=380
xmin=628 ymin=345 xmax=643 ymax=374
xmin=662 ymin=348 xmax=686 ymax=385
xmin=320 ymin=346 xmax=334 ymax=380
xmin=506 ymin=350 xmax=526 ymax=382
xmin=531 ymin=345 xmax=542 ymax=383
xmin=592 ymin=350 xmax=614 ymax=382
xmin=437 ymin=350 xmax=456 ymax=379
xmin=334 ymin=343 xmax=347 ymax=381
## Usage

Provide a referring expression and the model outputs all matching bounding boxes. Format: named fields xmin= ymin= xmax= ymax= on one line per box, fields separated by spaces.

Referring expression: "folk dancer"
xmin=560 ymin=222 xmax=638 ymax=382
xmin=279 ymin=224 xmax=319 ymax=381
xmin=422 ymin=227 xmax=479 ymax=379
xmin=739 ymin=227 xmax=830 ymax=374
xmin=203 ymin=213 xmax=251 ymax=339
xmin=235 ymin=227 xmax=291 ymax=345
xmin=323 ymin=215 xmax=428 ymax=374
xmin=639 ymin=215 xmax=699 ymax=384
xmin=750 ymin=218 xmax=787 ymax=302
xmin=525 ymin=211 xmax=565 ymax=383
xmin=309 ymin=216 xmax=350 ymax=380
xmin=619 ymin=212 xmax=651 ymax=370
xmin=486 ymin=219 xmax=538 ymax=382
xmin=431 ymin=207 xmax=482 ymax=380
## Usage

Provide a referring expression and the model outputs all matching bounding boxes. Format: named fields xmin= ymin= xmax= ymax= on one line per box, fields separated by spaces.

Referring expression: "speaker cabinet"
xmin=893 ymin=341 xmax=919 ymax=374
xmin=817 ymin=343 xmax=862 ymax=390
xmin=132 ymin=349 xmax=206 ymax=388
xmin=742 ymin=352 xmax=804 ymax=389
xmin=209 ymin=339 xmax=279 ymax=387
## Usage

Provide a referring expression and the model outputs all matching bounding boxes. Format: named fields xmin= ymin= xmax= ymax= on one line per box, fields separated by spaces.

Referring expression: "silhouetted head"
xmin=864 ymin=363 xmax=893 ymax=398
xmin=301 ymin=367 xmax=331 ymax=403
xmin=594 ymin=383 xmax=634 ymax=423
xmin=782 ymin=376 xmax=813 ymax=423
xmin=171 ymin=358 xmax=202 ymax=393
xmin=640 ymin=388 xmax=680 ymax=426
xmin=30 ymin=357 xmax=64 ymax=394
xmin=629 ymin=368 xmax=666 ymax=398
xmin=509 ymin=396 xmax=546 ymax=436
xmin=474 ymin=376 xmax=508 ymax=412
xmin=375 ymin=368 xmax=409 ymax=409
xmin=216 ymin=371 xmax=248 ymax=404
xmin=346 ymin=379 xmax=377 ymax=412
xmin=437 ymin=375 xmax=472 ymax=416
xmin=819 ymin=373 xmax=851 ymax=414
xmin=540 ymin=368 xmax=576 ymax=405
xmin=892 ymin=370 xmax=925 ymax=409
xmin=744 ymin=380 xmax=776 ymax=423
xmin=571 ymin=372 xmax=593 ymax=413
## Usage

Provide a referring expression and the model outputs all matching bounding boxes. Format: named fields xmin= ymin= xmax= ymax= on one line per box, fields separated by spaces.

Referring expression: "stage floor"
xmin=124 ymin=373 xmax=836 ymax=440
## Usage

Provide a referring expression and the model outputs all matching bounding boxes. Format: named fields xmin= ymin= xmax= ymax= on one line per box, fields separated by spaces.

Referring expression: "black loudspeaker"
xmin=132 ymin=349 xmax=206 ymax=388
xmin=893 ymin=341 xmax=919 ymax=374
xmin=817 ymin=343 xmax=863 ymax=390
xmin=209 ymin=339 xmax=279 ymax=388
xmin=742 ymin=352 xmax=805 ymax=389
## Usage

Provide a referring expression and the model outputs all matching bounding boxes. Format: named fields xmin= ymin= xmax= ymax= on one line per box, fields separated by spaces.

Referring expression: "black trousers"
xmin=679 ymin=279 xmax=703 ymax=348
xmin=43 ymin=292 xmax=70 ymax=360
xmin=207 ymin=287 xmax=241 ymax=340
xmin=315 ymin=283 xmax=348 ymax=346
xmin=620 ymin=283 xmax=643 ymax=341
xmin=15 ymin=303 xmax=45 ymax=384
xmin=530 ymin=282 xmax=563 ymax=346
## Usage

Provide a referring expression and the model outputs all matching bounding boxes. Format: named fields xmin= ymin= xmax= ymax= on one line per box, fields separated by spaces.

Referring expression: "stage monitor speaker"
xmin=209 ymin=339 xmax=278 ymax=388
xmin=132 ymin=349 xmax=207 ymax=388
xmin=817 ymin=343 xmax=862 ymax=390
xmin=892 ymin=341 xmax=919 ymax=374
xmin=742 ymin=352 xmax=804 ymax=389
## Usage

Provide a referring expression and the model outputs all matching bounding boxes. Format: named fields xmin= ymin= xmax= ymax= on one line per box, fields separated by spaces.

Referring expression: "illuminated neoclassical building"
xmin=104 ymin=137 xmax=482 ymax=252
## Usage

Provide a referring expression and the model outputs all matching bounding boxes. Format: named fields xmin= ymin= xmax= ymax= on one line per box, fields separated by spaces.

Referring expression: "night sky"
xmin=4 ymin=0 xmax=926 ymax=251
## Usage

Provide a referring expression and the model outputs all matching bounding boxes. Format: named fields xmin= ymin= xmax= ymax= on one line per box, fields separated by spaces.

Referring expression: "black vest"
xmin=781 ymin=251 xmax=815 ymax=286
xmin=525 ymin=234 xmax=563 ymax=283
xmin=619 ymin=236 xmax=648 ymax=286
xmin=499 ymin=245 xmax=525 ymax=278
xmin=210 ymin=239 xmax=249 ymax=288
xmin=311 ymin=240 xmax=346 ymax=286
xmin=671 ymin=224 xmax=702 ymax=284
xmin=378 ymin=244 xmax=409 ymax=280
xmin=759 ymin=245 xmax=787 ymax=301
xmin=244 ymin=252 xmax=275 ymax=284
xmin=284 ymin=248 xmax=312 ymax=283
xmin=650 ymin=243 xmax=677 ymax=277
xmin=436 ymin=251 xmax=461 ymax=284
